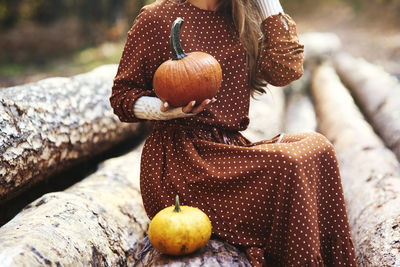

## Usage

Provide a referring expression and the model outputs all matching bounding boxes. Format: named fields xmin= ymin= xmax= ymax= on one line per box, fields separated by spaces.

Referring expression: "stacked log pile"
xmin=0 ymin=33 xmax=400 ymax=266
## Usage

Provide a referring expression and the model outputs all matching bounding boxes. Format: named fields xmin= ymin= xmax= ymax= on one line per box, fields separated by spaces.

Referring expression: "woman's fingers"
xmin=191 ymin=97 xmax=217 ymax=114
xmin=160 ymin=101 xmax=170 ymax=112
xmin=164 ymin=97 xmax=216 ymax=114
xmin=191 ymin=99 xmax=210 ymax=114
xmin=182 ymin=100 xmax=196 ymax=113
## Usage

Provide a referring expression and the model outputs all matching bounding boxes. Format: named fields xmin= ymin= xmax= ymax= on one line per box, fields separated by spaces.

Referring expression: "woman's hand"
xmin=133 ymin=96 xmax=217 ymax=121
xmin=160 ymin=98 xmax=217 ymax=114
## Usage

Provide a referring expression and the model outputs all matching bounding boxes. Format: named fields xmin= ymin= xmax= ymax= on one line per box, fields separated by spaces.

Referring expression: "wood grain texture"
xmin=0 ymin=65 xmax=144 ymax=203
xmin=312 ymin=63 xmax=400 ymax=267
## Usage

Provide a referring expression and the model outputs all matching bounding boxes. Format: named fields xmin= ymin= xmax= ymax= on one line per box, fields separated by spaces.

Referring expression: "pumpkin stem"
xmin=174 ymin=195 xmax=181 ymax=212
xmin=170 ymin=17 xmax=188 ymax=60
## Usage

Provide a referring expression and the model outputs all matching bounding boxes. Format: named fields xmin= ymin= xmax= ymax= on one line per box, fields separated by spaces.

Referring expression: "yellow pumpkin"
xmin=148 ymin=195 xmax=212 ymax=256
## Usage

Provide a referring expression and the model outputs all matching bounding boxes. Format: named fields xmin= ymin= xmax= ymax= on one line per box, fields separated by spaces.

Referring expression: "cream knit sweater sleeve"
xmin=257 ymin=0 xmax=284 ymax=19
xmin=257 ymin=0 xmax=289 ymax=30
xmin=133 ymin=96 xmax=194 ymax=120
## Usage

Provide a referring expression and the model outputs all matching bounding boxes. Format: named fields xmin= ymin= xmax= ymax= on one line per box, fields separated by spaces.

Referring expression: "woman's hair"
xmin=216 ymin=0 xmax=267 ymax=95
xmin=166 ymin=0 xmax=267 ymax=95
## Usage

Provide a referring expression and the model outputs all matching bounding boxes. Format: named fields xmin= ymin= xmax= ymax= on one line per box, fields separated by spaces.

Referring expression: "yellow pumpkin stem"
xmin=174 ymin=195 xmax=181 ymax=213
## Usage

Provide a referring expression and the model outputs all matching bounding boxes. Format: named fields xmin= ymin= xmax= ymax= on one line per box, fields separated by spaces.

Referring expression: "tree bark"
xmin=311 ymin=63 xmax=400 ymax=267
xmin=0 ymin=65 xmax=145 ymax=203
xmin=0 ymin=142 xmax=149 ymax=266
xmin=333 ymin=53 xmax=400 ymax=161
xmin=135 ymin=239 xmax=251 ymax=267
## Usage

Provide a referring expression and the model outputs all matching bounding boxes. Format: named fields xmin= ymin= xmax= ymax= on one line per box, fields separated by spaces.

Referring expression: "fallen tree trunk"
xmin=284 ymin=90 xmax=317 ymax=133
xmin=284 ymin=69 xmax=317 ymax=133
xmin=311 ymin=63 xmax=400 ymax=266
xmin=0 ymin=142 xmax=149 ymax=266
xmin=243 ymin=85 xmax=285 ymax=141
xmin=333 ymin=53 xmax=400 ymax=161
xmin=0 ymin=65 xmax=145 ymax=203
xmin=299 ymin=32 xmax=342 ymax=63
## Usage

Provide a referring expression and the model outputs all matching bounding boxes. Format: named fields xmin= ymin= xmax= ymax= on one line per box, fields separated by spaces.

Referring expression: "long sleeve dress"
xmin=110 ymin=0 xmax=358 ymax=266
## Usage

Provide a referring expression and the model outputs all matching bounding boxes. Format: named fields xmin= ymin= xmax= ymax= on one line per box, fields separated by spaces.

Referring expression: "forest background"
xmin=0 ymin=0 xmax=399 ymax=87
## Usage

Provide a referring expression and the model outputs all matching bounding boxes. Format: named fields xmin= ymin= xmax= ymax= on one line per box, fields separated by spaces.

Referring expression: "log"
xmin=0 ymin=65 xmax=145 ymax=203
xmin=299 ymin=32 xmax=342 ymax=63
xmin=243 ymin=85 xmax=285 ymax=141
xmin=333 ymin=53 xmax=400 ymax=161
xmin=283 ymin=69 xmax=317 ymax=133
xmin=0 ymin=142 xmax=149 ymax=266
xmin=135 ymin=239 xmax=251 ymax=267
xmin=311 ymin=63 xmax=400 ymax=266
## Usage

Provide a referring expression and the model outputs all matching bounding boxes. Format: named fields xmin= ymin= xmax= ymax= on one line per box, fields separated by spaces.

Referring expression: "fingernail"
xmin=163 ymin=102 xmax=168 ymax=108
xmin=212 ymin=98 xmax=217 ymax=102
xmin=191 ymin=101 xmax=196 ymax=106
xmin=205 ymin=99 xmax=211 ymax=104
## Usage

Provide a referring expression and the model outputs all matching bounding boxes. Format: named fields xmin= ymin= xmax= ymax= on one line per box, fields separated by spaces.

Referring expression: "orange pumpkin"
xmin=148 ymin=195 xmax=212 ymax=256
xmin=153 ymin=17 xmax=222 ymax=107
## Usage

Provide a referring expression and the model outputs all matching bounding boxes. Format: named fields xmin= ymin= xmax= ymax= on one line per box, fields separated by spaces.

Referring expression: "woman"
xmin=110 ymin=0 xmax=358 ymax=266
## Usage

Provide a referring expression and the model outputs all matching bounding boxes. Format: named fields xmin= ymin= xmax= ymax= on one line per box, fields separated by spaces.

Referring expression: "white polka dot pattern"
xmin=257 ymin=13 xmax=304 ymax=87
xmin=109 ymin=0 xmax=357 ymax=266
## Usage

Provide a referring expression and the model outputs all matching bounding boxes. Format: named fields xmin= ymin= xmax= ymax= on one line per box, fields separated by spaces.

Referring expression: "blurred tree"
xmin=0 ymin=0 xmax=398 ymax=65
xmin=0 ymin=0 xmax=146 ymax=29
xmin=0 ymin=0 xmax=20 ymax=28
xmin=2 ymin=0 xmax=399 ymax=30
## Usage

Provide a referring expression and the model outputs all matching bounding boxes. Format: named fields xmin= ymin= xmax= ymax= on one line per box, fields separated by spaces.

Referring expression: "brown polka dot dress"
xmin=110 ymin=0 xmax=358 ymax=266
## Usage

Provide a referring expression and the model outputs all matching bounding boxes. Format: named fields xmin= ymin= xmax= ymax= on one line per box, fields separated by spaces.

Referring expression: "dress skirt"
xmin=140 ymin=121 xmax=358 ymax=267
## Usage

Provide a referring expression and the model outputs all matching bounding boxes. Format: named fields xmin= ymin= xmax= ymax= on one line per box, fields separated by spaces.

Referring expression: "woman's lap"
xmin=140 ymin=127 xmax=356 ymax=266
